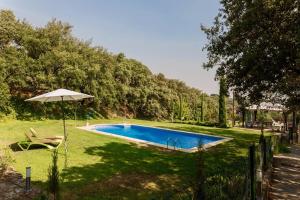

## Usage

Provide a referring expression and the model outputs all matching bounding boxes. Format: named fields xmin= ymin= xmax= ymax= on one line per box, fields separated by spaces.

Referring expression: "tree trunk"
xmin=200 ymin=93 xmax=204 ymax=122
xmin=242 ymin=109 xmax=245 ymax=128
xmin=292 ymin=111 xmax=297 ymax=143
xmin=232 ymin=91 xmax=235 ymax=127
xmin=283 ymin=112 xmax=288 ymax=132
xmin=179 ymin=95 xmax=182 ymax=121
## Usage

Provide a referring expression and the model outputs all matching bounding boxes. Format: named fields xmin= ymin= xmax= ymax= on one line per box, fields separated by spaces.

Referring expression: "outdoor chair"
xmin=29 ymin=128 xmax=64 ymax=140
xmin=272 ymin=120 xmax=284 ymax=132
xmin=17 ymin=132 xmax=63 ymax=151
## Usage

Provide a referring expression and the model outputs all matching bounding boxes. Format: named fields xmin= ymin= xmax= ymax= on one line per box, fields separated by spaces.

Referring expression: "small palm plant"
xmin=48 ymin=150 xmax=60 ymax=200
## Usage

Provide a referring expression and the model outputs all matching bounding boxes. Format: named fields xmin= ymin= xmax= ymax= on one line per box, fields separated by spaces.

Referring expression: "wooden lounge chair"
xmin=17 ymin=132 xmax=63 ymax=151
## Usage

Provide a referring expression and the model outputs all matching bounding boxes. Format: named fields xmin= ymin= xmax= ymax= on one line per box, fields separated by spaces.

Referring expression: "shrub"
xmin=0 ymin=147 xmax=15 ymax=173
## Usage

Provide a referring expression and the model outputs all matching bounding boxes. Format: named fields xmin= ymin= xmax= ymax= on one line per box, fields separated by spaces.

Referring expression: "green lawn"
xmin=0 ymin=119 xmax=264 ymax=199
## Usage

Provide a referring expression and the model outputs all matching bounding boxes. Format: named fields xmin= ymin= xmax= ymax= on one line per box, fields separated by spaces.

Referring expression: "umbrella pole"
xmin=61 ymin=97 xmax=68 ymax=168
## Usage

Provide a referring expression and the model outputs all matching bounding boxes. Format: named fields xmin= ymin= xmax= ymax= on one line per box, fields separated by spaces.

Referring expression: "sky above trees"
xmin=0 ymin=0 xmax=220 ymax=94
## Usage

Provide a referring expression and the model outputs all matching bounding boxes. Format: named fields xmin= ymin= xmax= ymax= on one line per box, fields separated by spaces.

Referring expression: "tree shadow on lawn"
xmin=61 ymin=142 xmax=195 ymax=186
xmin=158 ymin=125 xmax=261 ymax=142
xmin=58 ymin=139 xmax=246 ymax=198
xmin=157 ymin=125 xmax=261 ymax=175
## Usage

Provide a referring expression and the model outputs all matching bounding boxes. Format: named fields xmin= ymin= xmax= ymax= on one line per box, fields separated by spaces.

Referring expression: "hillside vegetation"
xmin=0 ymin=10 xmax=221 ymax=121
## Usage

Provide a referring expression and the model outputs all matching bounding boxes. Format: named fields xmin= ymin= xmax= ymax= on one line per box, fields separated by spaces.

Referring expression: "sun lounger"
xmin=17 ymin=132 xmax=63 ymax=151
xmin=29 ymin=128 xmax=64 ymax=140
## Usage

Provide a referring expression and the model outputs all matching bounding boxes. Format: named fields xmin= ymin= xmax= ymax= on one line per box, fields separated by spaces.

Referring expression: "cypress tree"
xmin=219 ymin=77 xmax=227 ymax=127
xmin=200 ymin=93 xmax=204 ymax=122
xmin=179 ymin=94 xmax=183 ymax=121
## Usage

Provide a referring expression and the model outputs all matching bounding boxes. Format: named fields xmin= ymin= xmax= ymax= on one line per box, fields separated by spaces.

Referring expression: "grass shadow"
xmin=59 ymin=142 xmax=196 ymax=198
xmin=25 ymin=123 xmax=263 ymax=199
xmin=57 ymin=134 xmax=252 ymax=199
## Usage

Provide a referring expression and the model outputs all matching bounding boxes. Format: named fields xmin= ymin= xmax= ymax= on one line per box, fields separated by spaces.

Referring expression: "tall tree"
xmin=200 ymin=93 xmax=204 ymax=122
xmin=232 ymin=91 xmax=235 ymax=127
xmin=202 ymin=0 xmax=300 ymax=110
xmin=179 ymin=94 xmax=183 ymax=121
xmin=219 ymin=77 xmax=227 ymax=127
xmin=0 ymin=9 xmax=223 ymax=122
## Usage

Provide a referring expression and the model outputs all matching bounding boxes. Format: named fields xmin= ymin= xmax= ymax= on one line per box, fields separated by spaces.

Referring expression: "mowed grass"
xmin=0 ymin=119 xmax=264 ymax=199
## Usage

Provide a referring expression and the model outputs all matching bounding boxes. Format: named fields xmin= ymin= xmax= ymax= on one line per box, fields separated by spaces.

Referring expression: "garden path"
xmin=269 ymin=145 xmax=300 ymax=200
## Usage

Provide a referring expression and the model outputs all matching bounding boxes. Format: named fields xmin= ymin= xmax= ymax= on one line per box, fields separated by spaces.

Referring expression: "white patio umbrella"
xmin=26 ymin=88 xmax=93 ymax=167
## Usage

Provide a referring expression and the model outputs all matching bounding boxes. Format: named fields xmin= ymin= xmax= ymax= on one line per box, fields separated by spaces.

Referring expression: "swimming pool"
xmin=82 ymin=124 xmax=231 ymax=152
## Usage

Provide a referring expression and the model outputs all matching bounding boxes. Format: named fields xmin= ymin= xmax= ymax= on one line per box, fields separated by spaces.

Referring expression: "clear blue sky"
xmin=0 ymin=0 xmax=220 ymax=94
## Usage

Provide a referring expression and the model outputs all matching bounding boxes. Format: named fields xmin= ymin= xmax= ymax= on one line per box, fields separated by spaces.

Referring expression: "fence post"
xmin=262 ymin=137 xmax=267 ymax=171
xmin=249 ymin=144 xmax=256 ymax=200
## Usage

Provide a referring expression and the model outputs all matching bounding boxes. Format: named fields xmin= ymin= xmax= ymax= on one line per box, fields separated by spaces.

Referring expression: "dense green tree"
xmin=202 ymin=0 xmax=300 ymax=110
xmin=0 ymin=10 xmax=222 ymax=122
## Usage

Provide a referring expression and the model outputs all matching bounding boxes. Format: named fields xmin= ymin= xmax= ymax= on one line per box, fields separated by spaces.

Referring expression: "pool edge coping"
xmin=77 ymin=123 xmax=233 ymax=153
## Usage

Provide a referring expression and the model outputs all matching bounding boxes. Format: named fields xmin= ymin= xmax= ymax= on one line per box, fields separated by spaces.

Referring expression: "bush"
xmin=205 ymin=174 xmax=247 ymax=200
xmin=196 ymin=121 xmax=219 ymax=127
xmin=172 ymin=120 xmax=218 ymax=127
xmin=0 ymin=147 xmax=15 ymax=173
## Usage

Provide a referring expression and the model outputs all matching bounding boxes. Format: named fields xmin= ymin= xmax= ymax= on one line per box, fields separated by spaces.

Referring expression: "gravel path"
xmin=269 ymin=145 xmax=300 ymax=200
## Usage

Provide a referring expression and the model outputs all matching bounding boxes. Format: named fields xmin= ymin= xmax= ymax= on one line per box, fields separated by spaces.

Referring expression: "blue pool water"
xmin=93 ymin=124 xmax=223 ymax=150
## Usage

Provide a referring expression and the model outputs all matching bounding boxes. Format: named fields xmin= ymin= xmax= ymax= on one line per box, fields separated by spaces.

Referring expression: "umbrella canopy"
xmin=25 ymin=88 xmax=93 ymax=167
xmin=25 ymin=88 xmax=93 ymax=102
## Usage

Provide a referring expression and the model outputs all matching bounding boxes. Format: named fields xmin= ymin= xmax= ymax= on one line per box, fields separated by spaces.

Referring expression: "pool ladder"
xmin=166 ymin=137 xmax=182 ymax=150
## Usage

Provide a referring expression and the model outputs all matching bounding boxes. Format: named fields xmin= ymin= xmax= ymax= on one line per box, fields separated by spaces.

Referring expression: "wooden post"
xmin=249 ymin=144 xmax=256 ymax=200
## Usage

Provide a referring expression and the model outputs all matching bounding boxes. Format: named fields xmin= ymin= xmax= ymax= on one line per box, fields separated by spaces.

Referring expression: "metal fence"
xmin=246 ymin=134 xmax=280 ymax=200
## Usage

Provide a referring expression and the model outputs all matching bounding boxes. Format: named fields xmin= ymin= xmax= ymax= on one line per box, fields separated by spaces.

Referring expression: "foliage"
xmin=173 ymin=120 xmax=219 ymax=127
xmin=218 ymin=77 xmax=227 ymax=127
xmin=0 ymin=147 xmax=15 ymax=173
xmin=0 ymin=9 xmax=222 ymax=122
xmin=202 ymin=0 xmax=300 ymax=110
xmin=200 ymin=93 xmax=204 ymax=122
xmin=205 ymin=174 xmax=247 ymax=200
xmin=48 ymin=150 xmax=60 ymax=200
